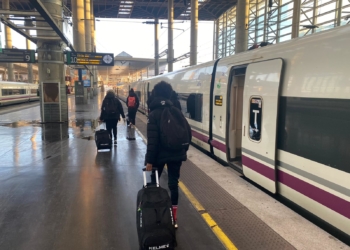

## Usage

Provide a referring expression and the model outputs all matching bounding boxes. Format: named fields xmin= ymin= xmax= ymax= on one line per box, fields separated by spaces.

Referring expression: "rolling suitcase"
xmin=127 ymin=124 xmax=136 ymax=140
xmin=136 ymin=168 xmax=177 ymax=250
xmin=95 ymin=123 xmax=112 ymax=150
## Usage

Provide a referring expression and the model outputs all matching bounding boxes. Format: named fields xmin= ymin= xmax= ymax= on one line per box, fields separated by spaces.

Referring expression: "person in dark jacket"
xmin=126 ymin=88 xmax=140 ymax=125
xmin=100 ymin=90 xmax=125 ymax=144
xmin=170 ymin=90 xmax=181 ymax=111
xmin=145 ymin=81 xmax=192 ymax=229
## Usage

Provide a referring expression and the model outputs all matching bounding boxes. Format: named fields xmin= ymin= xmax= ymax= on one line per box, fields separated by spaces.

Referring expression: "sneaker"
xmin=174 ymin=221 xmax=178 ymax=229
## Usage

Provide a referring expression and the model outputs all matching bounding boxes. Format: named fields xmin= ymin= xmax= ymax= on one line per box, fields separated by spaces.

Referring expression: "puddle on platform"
xmin=69 ymin=119 xmax=99 ymax=130
xmin=82 ymin=135 xmax=95 ymax=140
xmin=0 ymin=118 xmax=101 ymax=142
xmin=68 ymin=119 xmax=100 ymax=140
xmin=0 ymin=120 xmax=42 ymax=128
xmin=42 ymin=123 xmax=70 ymax=142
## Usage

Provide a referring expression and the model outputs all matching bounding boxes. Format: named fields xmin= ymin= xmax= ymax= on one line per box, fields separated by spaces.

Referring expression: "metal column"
xmin=91 ymin=0 xmax=96 ymax=52
xmin=36 ymin=0 xmax=68 ymax=122
xmin=154 ymin=18 xmax=159 ymax=76
xmin=3 ymin=0 xmax=14 ymax=81
xmin=84 ymin=0 xmax=92 ymax=52
xmin=292 ymin=0 xmax=301 ymax=38
xmin=72 ymin=0 xmax=87 ymax=102
xmin=84 ymin=0 xmax=93 ymax=99
xmin=72 ymin=0 xmax=85 ymax=51
xmin=190 ymin=0 xmax=198 ymax=66
xmin=235 ymin=0 xmax=249 ymax=53
xmin=168 ymin=0 xmax=174 ymax=72
xmin=215 ymin=19 xmax=219 ymax=59
xmin=91 ymin=0 xmax=98 ymax=95
xmin=25 ymin=18 xmax=34 ymax=83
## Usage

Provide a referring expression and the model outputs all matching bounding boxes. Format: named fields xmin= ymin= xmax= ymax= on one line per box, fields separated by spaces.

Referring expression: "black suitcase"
xmin=95 ymin=123 xmax=112 ymax=150
xmin=137 ymin=168 xmax=177 ymax=250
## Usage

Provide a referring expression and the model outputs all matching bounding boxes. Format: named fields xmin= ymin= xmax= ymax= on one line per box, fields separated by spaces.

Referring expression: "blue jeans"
xmin=151 ymin=161 xmax=182 ymax=205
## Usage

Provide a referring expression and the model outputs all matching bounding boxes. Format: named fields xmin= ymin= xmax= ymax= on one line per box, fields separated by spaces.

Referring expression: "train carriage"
xmin=118 ymin=24 xmax=350 ymax=238
xmin=0 ymin=81 xmax=39 ymax=106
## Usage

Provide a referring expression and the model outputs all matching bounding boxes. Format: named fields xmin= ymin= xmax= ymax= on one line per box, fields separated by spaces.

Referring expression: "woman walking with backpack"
xmin=126 ymin=88 xmax=139 ymax=125
xmin=145 ymin=81 xmax=192 ymax=229
xmin=100 ymin=90 xmax=125 ymax=144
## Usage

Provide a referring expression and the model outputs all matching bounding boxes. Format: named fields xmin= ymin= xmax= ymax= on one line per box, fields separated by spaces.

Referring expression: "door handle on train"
xmin=243 ymin=125 xmax=245 ymax=136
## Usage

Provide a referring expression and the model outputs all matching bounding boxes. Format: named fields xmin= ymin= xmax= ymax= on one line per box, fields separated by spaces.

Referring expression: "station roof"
xmin=97 ymin=51 xmax=168 ymax=78
xmin=9 ymin=0 xmax=236 ymax=21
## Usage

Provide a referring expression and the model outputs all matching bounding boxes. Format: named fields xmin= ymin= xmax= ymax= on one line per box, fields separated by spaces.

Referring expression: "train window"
xmin=249 ymin=97 xmax=262 ymax=141
xmin=2 ymin=89 xmax=26 ymax=96
xmin=135 ymin=91 xmax=141 ymax=100
xmin=31 ymin=89 xmax=37 ymax=94
xmin=278 ymin=97 xmax=350 ymax=174
xmin=178 ymin=93 xmax=203 ymax=122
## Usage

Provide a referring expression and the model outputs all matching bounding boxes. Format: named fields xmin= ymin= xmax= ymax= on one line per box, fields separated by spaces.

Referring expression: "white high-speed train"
xmin=0 ymin=81 xmax=39 ymax=106
xmin=119 ymin=24 xmax=350 ymax=239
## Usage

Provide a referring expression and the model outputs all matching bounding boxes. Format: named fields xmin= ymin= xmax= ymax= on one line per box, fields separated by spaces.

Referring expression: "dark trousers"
xmin=151 ymin=161 xmax=182 ymax=205
xmin=128 ymin=109 xmax=137 ymax=125
xmin=106 ymin=119 xmax=118 ymax=140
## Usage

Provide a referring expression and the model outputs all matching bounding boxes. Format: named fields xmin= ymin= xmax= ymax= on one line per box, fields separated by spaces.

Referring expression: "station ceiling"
xmin=9 ymin=0 xmax=236 ymax=21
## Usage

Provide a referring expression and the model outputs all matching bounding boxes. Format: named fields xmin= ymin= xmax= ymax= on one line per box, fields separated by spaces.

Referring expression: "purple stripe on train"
xmin=278 ymin=170 xmax=350 ymax=220
xmin=242 ymin=155 xmax=276 ymax=181
xmin=242 ymin=155 xmax=350 ymax=220
xmin=191 ymin=129 xmax=227 ymax=153
xmin=190 ymin=129 xmax=350 ymax=219
xmin=192 ymin=127 xmax=350 ymax=219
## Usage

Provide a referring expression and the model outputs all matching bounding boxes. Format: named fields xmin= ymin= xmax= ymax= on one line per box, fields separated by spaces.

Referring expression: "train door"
xmin=142 ymin=82 xmax=147 ymax=112
xmin=241 ymin=59 xmax=283 ymax=193
xmin=144 ymin=82 xmax=150 ymax=114
xmin=226 ymin=66 xmax=246 ymax=170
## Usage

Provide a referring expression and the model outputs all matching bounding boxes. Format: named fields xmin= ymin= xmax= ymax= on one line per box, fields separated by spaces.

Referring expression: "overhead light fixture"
xmin=80 ymin=18 xmax=100 ymax=21
xmin=303 ymin=25 xmax=318 ymax=29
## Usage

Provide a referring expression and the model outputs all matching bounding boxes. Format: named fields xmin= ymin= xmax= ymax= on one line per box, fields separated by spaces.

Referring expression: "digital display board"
xmin=66 ymin=52 xmax=114 ymax=66
xmin=83 ymin=80 xmax=91 ymax=87
xmin=0 ymin=49 xmax=35 ymax=63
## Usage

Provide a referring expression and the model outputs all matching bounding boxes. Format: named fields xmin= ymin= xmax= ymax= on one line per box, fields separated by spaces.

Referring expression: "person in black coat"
xmin=100 ymin=90 xmax=125 ymax=144
xmin=170 ymin=90 xmax=181 ymax=111
xmin=145 ymin=81 xmax=192 ymax=229
xmin=126 ymin=88 xmax=140 ymax=125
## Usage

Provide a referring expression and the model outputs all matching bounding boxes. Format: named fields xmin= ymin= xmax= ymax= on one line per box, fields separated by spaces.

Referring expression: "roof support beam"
xmin=30 ymin=0 xmax=75 ymax=51
xmin=15 ymin=25 xmax=53 ymax=30
xmin=0 ymin=10 xmax=41 ymax=16
xmin=0 ymin=17 xmax=37 ymax=44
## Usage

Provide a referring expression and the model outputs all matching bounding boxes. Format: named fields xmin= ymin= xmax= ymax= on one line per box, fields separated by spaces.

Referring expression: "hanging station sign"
xmin=66 ymin=52 xmax=114 ymax=66
xmin=0 ymin=49 xmax=36 ymax=63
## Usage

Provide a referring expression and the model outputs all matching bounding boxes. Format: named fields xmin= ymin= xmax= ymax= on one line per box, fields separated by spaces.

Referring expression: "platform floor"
xmin=0 ymin=94 xmax=349 ymax=250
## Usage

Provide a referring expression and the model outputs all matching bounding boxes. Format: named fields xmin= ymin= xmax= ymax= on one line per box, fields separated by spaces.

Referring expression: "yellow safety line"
xmin=179 ymin=181 xmax=238 ymax=250
xmin=136 ymin=126 xmax=238 ymax=250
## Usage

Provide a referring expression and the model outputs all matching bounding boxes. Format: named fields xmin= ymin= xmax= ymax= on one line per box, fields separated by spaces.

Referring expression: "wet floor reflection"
xmin=0 ymin=120 xmax=41 ymax=128
xmin=41 ymin=123 xmax=69 ymax=142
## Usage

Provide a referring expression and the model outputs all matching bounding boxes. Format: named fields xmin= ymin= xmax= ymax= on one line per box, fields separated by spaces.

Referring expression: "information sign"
xmin=215 ymin=95 xmax=223 ymax=106
xmin=0 ymin=49 xmax=36 ymax=63
xmin=66 ymin=52 xmax=114 ymax=66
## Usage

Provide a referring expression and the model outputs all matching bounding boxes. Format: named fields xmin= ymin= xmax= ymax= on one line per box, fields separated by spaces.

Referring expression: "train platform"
xmin=0 ymin=94 xmax=348 ymax=250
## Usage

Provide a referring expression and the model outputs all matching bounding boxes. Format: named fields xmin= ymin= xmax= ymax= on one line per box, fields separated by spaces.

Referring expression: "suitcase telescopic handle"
xmin=142 ymin=168 xmax=159 ymax=188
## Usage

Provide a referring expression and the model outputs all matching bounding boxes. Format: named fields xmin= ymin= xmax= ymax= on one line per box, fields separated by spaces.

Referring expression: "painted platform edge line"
xmin=179 ymin=181 xmax=238 ymax=250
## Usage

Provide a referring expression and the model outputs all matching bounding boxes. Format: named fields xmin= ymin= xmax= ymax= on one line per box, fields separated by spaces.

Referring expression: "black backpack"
xmin=104 ymin=98 xmax=118 ymax=118
xmin=160 ymin=106 xmax=190 ymax=151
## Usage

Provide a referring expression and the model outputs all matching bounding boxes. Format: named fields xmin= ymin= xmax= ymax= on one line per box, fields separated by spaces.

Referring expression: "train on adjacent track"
xmin=118 ymin=24 xmax=350 ymax=239
xmin=0 ymin=81 xmax=39 ymax=106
